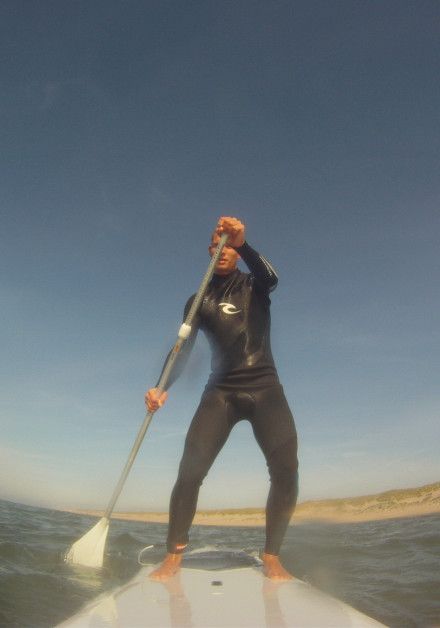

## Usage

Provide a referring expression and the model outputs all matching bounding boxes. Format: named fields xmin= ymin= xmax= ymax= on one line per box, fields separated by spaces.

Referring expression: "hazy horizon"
xmin=3 ymin=479 xmax=439 ymax=515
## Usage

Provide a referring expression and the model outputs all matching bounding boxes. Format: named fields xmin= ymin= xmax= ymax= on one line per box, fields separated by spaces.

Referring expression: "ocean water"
xmin=0 ymin=500 xmax=439 ymax=627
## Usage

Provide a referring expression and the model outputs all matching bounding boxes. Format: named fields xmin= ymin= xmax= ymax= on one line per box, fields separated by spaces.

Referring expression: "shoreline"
xmin=64 ymin=482 xmax=440 ymax=527
xmin=66 ymin=502 xmax=440 ymax=527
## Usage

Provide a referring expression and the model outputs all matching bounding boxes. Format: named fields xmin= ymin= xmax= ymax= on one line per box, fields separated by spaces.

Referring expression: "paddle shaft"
xmin=103 ymin=233 xmax=229 ymax=519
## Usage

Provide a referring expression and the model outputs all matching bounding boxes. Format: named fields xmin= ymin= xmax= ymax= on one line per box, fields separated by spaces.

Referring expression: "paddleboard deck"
xmin=59 ymin=549 xmax=385 ymax=627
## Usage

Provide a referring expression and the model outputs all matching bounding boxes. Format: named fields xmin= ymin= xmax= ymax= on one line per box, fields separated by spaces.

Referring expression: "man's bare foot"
xmin=149 ymin=553 xmax=183 ymax=581
xmin=262 ymin=552 xmax=294 ymax=581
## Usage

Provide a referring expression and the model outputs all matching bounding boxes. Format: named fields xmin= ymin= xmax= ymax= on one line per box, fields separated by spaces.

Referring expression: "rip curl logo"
xmin=219 ymin=302 xmax=241 ymax=315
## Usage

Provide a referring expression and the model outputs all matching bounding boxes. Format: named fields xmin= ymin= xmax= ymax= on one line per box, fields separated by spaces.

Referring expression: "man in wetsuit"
xmin=145 ymin=217 xmax=298 ymax=581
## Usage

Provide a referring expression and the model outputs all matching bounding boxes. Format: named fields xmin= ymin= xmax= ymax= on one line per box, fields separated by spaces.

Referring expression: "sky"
xmin=1 ymin=1 xmax=439 ymax=512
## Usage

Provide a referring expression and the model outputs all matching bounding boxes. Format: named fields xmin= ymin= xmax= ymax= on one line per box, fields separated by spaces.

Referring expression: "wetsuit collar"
xmin=210 ymin=269 xmax=239 ymax=286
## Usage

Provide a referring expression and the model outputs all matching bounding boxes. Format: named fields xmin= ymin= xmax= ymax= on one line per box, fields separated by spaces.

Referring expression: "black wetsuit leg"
xmin=249 ymin=385 xmax=298 ymax=555
xmin=166 ymin=384 xmax=298 ymax=555
xmin=167 ymin=388 xmax=234 ymax=553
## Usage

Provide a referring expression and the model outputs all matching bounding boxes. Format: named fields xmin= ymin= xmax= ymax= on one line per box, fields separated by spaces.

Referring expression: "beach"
xmin=67 ymin=481 xmax=440 ymax=526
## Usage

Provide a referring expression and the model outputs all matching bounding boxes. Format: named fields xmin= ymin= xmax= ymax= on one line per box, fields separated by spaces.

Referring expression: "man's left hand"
xmin=216 ymin=216 xmax=245 ymax=248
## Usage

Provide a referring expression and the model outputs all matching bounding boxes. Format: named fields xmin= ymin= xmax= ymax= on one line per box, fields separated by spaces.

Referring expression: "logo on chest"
xmin=219 ymin=302 xmax=241 ymax=315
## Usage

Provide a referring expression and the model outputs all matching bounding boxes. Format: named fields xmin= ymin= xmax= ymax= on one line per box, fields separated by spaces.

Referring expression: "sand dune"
xmin=67 ymin=481 xmax=440 ymax=526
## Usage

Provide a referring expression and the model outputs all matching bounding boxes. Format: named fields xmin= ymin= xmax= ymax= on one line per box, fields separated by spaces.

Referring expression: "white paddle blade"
xmin=65 ymin=517 xmax=109 ymax=568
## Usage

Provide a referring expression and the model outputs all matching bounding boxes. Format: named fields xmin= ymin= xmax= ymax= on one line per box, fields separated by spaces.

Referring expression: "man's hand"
xmin=216 ymin=216 xmax=245 ymax=248
xmin=145 ymin=388 xmax=168 ymax=412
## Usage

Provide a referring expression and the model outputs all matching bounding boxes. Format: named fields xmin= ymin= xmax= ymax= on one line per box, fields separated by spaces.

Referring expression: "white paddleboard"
xmin=59 ymin=549 xmax=385 ymax=627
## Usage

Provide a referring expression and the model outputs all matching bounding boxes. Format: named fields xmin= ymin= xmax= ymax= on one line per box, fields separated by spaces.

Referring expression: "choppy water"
xmin=0 ymin=499 xmax=439 ymax=627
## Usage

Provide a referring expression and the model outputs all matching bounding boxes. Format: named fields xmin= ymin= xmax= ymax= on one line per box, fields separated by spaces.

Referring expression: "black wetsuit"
xmin=164 ymin=242 xmax=298 ymax=555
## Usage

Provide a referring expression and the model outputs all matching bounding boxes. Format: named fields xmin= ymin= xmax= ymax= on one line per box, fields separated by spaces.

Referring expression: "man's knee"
xmin=267 ymin=438 xmax=298 ymax=493
xmin=176 ymin=452 xmax=211 ymax=488
xmin=270 ymin=466 xmax=299 ymax=496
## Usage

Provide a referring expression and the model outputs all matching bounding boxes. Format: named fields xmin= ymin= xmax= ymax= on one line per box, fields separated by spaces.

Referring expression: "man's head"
xmin=209 ymin=232 xmax=240 ymax=276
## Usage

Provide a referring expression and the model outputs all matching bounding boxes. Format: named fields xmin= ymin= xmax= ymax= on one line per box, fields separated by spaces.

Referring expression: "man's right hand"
xmin=145 ymin=388 xmax=168 ymax=412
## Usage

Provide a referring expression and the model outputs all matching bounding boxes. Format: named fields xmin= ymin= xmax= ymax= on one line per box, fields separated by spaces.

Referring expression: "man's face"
xmin=209 ymin=234 xmax=240 ymax=275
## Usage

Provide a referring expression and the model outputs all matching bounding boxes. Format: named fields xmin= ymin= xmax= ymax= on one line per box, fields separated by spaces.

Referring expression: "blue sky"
xmin=1 ymin=1 xmax=439 ymax=511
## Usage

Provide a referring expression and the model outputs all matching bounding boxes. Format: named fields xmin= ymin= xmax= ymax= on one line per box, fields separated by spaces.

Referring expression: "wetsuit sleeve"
xmin=155 ymin=295 xmax=199 ymax=391
xmin=233 ymin=241 xmax=278 ymax=292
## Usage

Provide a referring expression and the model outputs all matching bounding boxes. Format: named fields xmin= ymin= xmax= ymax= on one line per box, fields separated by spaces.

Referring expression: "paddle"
xmin=65 ymin=232 xmax=229 ymax=568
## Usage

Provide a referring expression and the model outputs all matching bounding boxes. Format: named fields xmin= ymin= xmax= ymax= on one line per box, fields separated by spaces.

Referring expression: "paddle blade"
xmin=65 ymin=517 xmax=109 ymax=568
